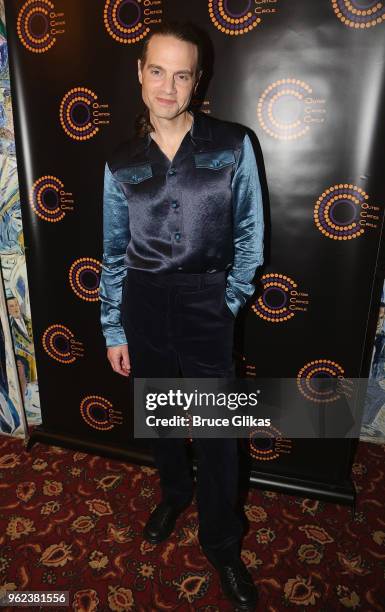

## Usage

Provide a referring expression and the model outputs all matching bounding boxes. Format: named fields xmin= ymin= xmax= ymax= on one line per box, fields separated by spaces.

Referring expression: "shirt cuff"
xmin=225 ymin=287 xmax=242 ymax=317
xmin=104 ymin=328 xmax=128 ymax=348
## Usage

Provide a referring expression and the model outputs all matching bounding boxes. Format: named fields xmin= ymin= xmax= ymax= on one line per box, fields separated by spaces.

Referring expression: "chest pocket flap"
xmin=194 ymin=149 xmax=235 ymax=170
xmin=114 ymin=164 xmax=153 ymax=184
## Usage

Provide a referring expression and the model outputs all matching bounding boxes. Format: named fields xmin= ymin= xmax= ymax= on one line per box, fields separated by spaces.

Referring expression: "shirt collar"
xmin=138 ymin=108 xmax=212 ymax=154
xmin=190 ymin=109 xmax=212 ymax=144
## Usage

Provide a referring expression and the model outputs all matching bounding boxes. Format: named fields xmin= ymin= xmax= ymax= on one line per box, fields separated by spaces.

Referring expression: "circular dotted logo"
xmin=30 ymin=176 xmax=66 ymax=222
xmin=249 ymin=427 xmax=292 ymax=461
xmin=252 ymin=273 xmax=297 ymax=323
xmin=314 ymin=184 xmax=368 ymax=240
xmin=103 ymin=0 xmax=151 ymax=44
xmin=42 ymin=324 xmax=77 ymax=363
xmin=69 ymin=258 xmax=101 ymax=302
xmin=208 ymin=0 xmax=261 ymax=35
xmin=297 ymin=359 xmax=345 ymax=403
xmin=257 ymin=79 xmax=315 ymax=140
xmin=332 ymin=0 xmax=385 ymax=28
xmin=59 ymin=88 xmax=104 ymax=141
xmin=17 ymin=0 xmax=64 ymax=53
xmin=80 ymin=395 xmax=115 ymax=431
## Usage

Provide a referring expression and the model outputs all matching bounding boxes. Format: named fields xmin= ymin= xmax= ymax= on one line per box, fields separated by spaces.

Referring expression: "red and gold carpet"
xmin=0 ymin=433 xmax=384 ymax=611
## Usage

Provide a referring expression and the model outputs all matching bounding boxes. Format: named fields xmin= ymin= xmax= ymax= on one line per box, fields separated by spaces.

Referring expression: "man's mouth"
xmin=156 ymin=97 xmax=176 ymax=105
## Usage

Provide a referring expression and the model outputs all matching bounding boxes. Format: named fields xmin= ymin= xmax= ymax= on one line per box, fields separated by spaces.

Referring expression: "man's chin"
xmin=150 ymin=108 xmax=183 ymax=121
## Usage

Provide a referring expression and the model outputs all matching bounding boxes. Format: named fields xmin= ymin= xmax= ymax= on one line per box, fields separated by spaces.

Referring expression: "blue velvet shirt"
xmin=99 ymin=110 xmax=264 ymax=347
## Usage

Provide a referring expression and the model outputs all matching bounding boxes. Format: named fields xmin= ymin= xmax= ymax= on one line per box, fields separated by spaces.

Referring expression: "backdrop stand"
xmin=26 ymin=426 xmax=356 ymax=511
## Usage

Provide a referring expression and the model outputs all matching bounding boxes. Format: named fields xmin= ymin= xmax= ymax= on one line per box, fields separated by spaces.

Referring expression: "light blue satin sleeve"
xmin=225 ymin=133 xmax=264 ymax=316
xmin=99 ymin=162 xmax=130 ymax=347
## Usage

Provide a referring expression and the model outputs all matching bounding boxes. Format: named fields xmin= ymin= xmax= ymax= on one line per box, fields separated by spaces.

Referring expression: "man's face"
xmin=7 ymin=298 xmax=21 ymax=318
xmin=138 ymin=34 xmax=201 ymax=122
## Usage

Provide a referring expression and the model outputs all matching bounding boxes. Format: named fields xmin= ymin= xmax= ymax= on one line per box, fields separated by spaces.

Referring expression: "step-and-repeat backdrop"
xmin=4 ymin=0 xmax=385 ymax=496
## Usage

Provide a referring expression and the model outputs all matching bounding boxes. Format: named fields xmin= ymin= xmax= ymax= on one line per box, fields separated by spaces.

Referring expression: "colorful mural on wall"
xmin=0 ymin=266 xmax=26 ymax=435
xmin=361 ymin=280 xmax=385 ymax=444
xmin=0 ymin=0 xmax=40 ymax=434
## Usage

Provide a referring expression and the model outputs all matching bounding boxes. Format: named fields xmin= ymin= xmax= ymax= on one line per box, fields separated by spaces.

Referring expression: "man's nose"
xmin=163 ymin=74 xmax=177 ymax=93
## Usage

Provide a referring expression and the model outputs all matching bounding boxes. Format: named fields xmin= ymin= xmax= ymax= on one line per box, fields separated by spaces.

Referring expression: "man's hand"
xmin=107 ymin=344 xmax=131 ymax=377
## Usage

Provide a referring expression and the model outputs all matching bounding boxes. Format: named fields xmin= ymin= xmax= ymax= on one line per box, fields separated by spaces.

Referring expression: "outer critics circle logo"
xmin=80 ymin=396 xmax=115 ymax=431
xmin=252 ymin=273 xmax=297 ymax=322
xmin=17 ymin=0 xmax=65 ymax=53
xmin=59 ymin=88 xmax=110 ymax=141
xmin=257 ymin=79 xmax=326 ymax=140
xmin=30 ymin=176 xmax=65 ymax=222
xmin=69 ymin=258 xmax=101 ymax=302
xmin=208 ymin=0 xmax=261 ymax=35
xmin=42 ymin=324 xmax=79 ymax=363
xmin=297 ymin=359 xmax=345 ymax=403
xmin=103 ymin=0 xmax=151 ymax=43
xmin=314 ymin=184 xmax=368 ymax=240
xmin=249 ymin=427 xmax=292 ymax=461
xmin=332 ymin=0 xmax=385 ymax=28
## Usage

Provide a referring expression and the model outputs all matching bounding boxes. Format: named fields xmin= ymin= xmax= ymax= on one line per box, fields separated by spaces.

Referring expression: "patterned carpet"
xmin=0 ymin=433 xmax=384 ymax=611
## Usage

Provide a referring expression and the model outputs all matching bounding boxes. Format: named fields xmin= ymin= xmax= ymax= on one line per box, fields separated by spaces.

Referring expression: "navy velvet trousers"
xmin=121 ymin=268 xmax=244 ymax=564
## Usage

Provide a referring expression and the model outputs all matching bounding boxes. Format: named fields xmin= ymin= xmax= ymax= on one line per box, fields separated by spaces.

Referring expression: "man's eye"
xmin=150 ymin=69 xmax=160 ymax=76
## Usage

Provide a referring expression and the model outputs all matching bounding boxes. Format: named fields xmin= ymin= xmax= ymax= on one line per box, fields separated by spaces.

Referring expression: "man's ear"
xmin=138 ymin=59 xmax=143 ymax=84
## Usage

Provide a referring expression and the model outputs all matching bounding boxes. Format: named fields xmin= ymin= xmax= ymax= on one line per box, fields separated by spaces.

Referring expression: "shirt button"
xmin=171 ymin=201 xmax=179 ymax=209
xmin=168 ymin=168 xmax=176 ymax=176
xmin=178 ymin=266 xmax=183 ymax=271
xmin=175 ymin=232 xmax=181 ymax=241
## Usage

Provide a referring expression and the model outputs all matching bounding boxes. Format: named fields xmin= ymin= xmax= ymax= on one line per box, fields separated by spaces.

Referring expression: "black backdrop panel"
xmin=4 ymin=0 xmax=385 ymax=502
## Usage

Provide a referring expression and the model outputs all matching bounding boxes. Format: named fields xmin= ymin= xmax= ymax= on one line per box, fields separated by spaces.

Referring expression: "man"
xmin=99 ymin=22 xmax=264 ymax=611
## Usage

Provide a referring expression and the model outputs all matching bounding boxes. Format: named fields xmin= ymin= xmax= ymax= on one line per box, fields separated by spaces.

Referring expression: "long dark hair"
xmin=134 ymin=22 xmax=203 ymax=138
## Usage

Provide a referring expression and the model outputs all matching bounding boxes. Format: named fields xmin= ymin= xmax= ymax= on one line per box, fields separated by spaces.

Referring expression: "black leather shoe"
xmin=217 ymin=559 xmax=258 ymax=611
xmin=142 ymin=501 xmax=189 ymax=544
